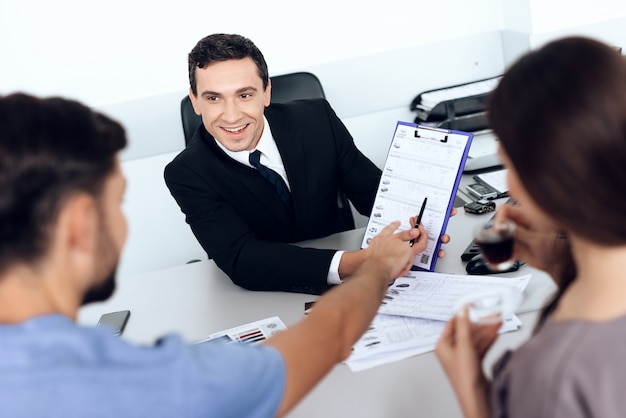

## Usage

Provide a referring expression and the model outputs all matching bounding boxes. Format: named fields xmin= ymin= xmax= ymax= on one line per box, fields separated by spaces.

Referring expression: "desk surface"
xmin=79 ymin=195 xmax=556 ymax=418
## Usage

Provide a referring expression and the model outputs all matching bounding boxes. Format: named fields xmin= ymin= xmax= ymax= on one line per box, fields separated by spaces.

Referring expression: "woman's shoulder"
xmin=491 ymin=315 xmax=626 ymax=417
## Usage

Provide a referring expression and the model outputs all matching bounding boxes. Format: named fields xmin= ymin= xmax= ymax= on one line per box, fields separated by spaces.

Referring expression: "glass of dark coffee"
xmin=473 ymin=219 xmax=516 ymax=271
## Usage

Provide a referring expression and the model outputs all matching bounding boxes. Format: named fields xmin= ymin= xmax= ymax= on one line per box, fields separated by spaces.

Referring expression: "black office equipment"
xmin=461 ymin=236 xmax=483 ymax=262
xmin=460 ymin=198 xmax=515 ymax=262
xmin=410 ymin=76 xmax=503 ymax=172
xmin=463 ymin=200 xmax=496 ymax=215
xmin=466 ymin=254 xmax=522 ymax=275
xmin=410 ymin=76 xmax=501 ymax=131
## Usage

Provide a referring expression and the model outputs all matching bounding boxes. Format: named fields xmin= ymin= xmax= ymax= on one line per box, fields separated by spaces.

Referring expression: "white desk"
xmin=79 ymin=196 xmax=556 ymax=418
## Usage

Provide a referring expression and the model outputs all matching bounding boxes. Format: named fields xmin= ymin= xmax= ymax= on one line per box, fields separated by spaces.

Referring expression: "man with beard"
xmin=0 ymin=93 xmax=426 ymax=417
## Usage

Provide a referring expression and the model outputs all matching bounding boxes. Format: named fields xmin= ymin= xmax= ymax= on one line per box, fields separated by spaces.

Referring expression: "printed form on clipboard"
xmin=361 ymin=122 xmax=473 ymax=271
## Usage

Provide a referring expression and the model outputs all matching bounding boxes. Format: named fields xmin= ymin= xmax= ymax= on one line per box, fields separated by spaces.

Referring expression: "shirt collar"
xmin=214 ymin=116 xmax=277 ymax=167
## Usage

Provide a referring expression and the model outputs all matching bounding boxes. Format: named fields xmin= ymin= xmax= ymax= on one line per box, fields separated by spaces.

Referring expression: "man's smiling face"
xmin=189 ymin=57 xmax=271 ymax=152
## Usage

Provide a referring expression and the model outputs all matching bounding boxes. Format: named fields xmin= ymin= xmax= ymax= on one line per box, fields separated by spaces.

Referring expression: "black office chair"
xmin=180 ymin=71 xmax=355 ymax=230
xmin=268 ymin=71 xmax=326 ymax=105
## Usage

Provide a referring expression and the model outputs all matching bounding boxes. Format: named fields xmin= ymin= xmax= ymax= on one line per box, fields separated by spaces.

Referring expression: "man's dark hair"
xmin=0 ymin=93 xmax=127 ymax=274
xmin=188 ymin=33 xmax=269 ymax=96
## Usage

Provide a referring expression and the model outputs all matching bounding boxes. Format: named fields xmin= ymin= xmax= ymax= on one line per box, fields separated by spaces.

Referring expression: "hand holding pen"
xmin=406 ymin=197 xmax=455 ymax=258
xmin=409 ymin=197 xmax=428 ymax=247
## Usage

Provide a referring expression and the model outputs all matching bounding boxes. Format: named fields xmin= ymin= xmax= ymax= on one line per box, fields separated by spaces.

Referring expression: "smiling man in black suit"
xmin=165 ymin=33 xmax=447 ymax=294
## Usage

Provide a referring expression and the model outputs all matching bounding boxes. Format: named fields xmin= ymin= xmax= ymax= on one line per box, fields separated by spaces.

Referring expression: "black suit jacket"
xmin=164 ymin=99 xmax=382 ymax=294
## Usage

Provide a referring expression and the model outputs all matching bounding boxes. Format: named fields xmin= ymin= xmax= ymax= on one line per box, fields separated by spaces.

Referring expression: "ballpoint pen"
xmin=409 ymin=197 xmax=428 ymax=247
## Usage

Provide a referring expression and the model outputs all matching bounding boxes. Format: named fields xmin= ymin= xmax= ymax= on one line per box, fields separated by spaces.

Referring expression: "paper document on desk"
xmin=378 ymin=271 xmax=530 ymax=321
xmin=361 ymin=122 xmax=472 ymax=271
xmin=346 ymin=311 xmax=522 ymax=372
xmin=196 ymin=316 xmax=287 ymax=346
xmin=344 ymin=271 xmax=531 ymax=372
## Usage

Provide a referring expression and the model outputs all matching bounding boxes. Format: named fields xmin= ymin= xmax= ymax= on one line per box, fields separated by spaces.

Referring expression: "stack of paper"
xmin=345 ymin=271 xmax=531 ymax=372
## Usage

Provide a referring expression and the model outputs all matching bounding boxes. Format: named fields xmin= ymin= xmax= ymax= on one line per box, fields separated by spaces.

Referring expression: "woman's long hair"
xmin=488 ymin=37 xmax=626 ymax=327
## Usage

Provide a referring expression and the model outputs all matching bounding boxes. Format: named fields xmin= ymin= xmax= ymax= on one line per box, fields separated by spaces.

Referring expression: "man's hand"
xmin=339 ymin=207 xmax=456 ymax=280
xmin=410 ymin=207 xmax=456 ymax=259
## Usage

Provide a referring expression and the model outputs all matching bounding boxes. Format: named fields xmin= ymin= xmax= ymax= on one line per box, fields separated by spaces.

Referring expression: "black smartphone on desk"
xmin=466 ymin=183 xmax=498 ymax=200
xmin=97 ymin=310 xmax=130 ymax=336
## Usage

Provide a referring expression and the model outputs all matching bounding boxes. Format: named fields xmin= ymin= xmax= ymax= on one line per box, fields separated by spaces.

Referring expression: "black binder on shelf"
xmin=410 ymin=76 xmax=502 ymax=132
xmin=411 ymin=76 xmax=503 ymax=172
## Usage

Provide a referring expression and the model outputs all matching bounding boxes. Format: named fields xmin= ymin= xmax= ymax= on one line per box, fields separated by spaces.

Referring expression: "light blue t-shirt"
xmin=0 ymin=315 xmax=286 ymax=418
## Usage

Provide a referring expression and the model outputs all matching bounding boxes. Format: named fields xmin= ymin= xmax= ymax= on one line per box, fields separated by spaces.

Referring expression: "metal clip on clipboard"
xmin=414 ymin=126 xmax=449 ymax=143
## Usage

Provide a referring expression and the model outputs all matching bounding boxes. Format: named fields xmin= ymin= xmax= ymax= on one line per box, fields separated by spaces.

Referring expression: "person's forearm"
xmin=228 ymin=242 xmax=335 ymax=293
xmin=456 ymin=378 xmax=491 ymax=418
xmin=272 ymin=257 xmax=389 ymax=363
xmin=315 ymin=259 xmax=390 ymax=356
xmin=267 ymin=258 xmax=390 ymax=417
xmin=337 ymin=249 xmax=368 ymax=279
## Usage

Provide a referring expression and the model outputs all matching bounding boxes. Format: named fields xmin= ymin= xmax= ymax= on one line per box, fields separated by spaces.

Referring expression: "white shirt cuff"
xmin=327 ymin=251 xmax=345 ymax=285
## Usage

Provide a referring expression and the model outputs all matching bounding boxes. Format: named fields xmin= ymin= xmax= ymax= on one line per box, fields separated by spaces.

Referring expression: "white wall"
xmin=0 ymin=0 xmax=502 ymax=108
xmin=529 ymin=0 xmax=626 ymax=33
xmin=2 ymin=0 xmax=625 ymax=279
xmin=500 ymin=0 xmax=626 ymax=67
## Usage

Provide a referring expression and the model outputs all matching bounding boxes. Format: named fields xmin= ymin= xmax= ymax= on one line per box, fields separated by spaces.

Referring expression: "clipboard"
xmin=361 ymin=122 xmax=473 ymax=271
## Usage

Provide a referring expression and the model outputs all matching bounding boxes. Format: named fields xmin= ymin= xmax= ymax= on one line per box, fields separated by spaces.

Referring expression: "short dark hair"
xmin=188 ymin=33 xmax=269 ymax=96
xmin=0 ymin=93 xmax=127 ymax=274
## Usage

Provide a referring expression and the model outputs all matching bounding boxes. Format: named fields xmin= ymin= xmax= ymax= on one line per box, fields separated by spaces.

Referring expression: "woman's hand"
xmin=497 ymin=204 xmax=570 ymax=282
xmin=435 ymin=307 xmax=500 ymax=418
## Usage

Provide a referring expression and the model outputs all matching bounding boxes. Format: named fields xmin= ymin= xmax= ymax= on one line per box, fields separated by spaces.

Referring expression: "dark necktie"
xmin=249 ymin=150 xmax=292 ymax=208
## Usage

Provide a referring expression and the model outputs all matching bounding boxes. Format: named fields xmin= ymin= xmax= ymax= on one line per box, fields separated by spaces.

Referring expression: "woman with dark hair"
xmin=435 ymin=36 xmax=626 ymax=417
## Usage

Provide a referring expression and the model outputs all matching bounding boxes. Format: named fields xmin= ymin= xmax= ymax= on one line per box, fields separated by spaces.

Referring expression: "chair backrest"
xmin=269 ymin=71 xmax=326 ymax=104
xmin=179 ymin=71 xmax=355 ymax=230
xmin=180 ymin=71 xmax=325 ymax=146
